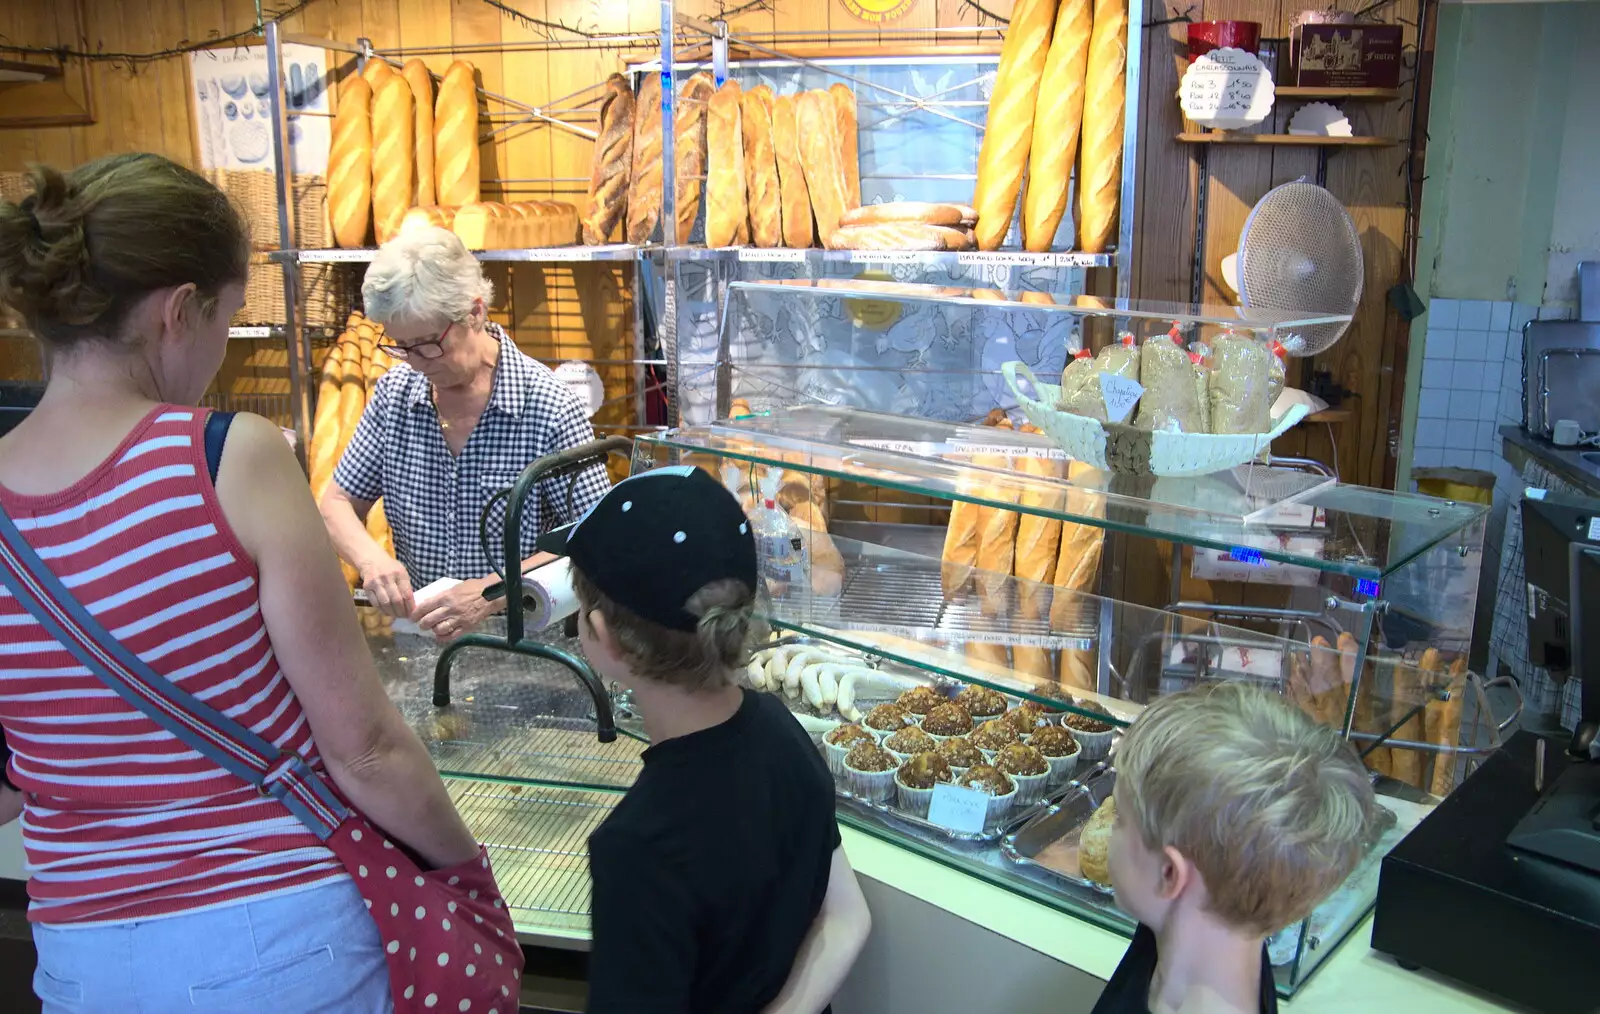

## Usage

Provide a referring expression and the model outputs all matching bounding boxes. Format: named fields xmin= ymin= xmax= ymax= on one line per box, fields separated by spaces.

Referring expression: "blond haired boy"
xmin=1093 ymin=683 xmax=1376 ymax=1014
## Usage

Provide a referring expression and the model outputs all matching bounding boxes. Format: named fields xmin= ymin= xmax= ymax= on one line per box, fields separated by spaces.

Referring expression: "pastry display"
xmin=955 ymin=685 xmax=1008 ymax=720
xmin=885 ymin=726 xmax=937 ymax=759
xmin=1078 ymin=795 xmax=1115 ymax=885
xmin=864 ymin=702 xmax=915 ymax=736
xmin=923 ymin=703 xmax=975 ymax=738
xmin=935 ymin=737 xmax=984 ymax=771
xmin=970 ymin=719 xmax=1022 ymax=754
xmin=897 ymin=685 xmax=945 ymax=718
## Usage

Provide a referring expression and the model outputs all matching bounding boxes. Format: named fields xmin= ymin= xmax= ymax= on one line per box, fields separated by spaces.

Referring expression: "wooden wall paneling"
xmin=935 ymin=0 xmax=1015 ymax=34
xmin=1131 ymin=16 xmax=1195 ymax=303
xmin=498 ymin=3 xmax=556 ymax=397
xmin=360 ymin=0 xmax=403 ymax=57
xmin=396 ymin=0 xmax=455 ymax=77
xmin=451 ymin=0 xmax=505 ymax=201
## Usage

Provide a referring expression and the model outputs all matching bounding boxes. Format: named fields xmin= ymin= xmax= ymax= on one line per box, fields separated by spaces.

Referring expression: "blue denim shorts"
xmin=31 ymin=878 xmax=393 ymax=1013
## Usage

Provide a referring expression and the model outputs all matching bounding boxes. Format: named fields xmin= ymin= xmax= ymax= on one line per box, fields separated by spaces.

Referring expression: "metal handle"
xmin=1481 ymin=674 xmax=1525 ymax=735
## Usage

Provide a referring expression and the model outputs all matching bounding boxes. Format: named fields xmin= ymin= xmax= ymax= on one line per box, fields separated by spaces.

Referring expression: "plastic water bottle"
xmin=751 ymin=497 xmax=805 ymax=599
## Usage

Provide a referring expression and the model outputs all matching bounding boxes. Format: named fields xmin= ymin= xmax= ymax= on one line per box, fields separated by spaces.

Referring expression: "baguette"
xmin=1060 ymin=648 xmax=1096 ymax=693
xmin=675 ymin=71 xmax=716 ymax=244
xmin=1390 ymin=649 xmax=1439 ymax=788
xmin=360 ymin=59 xmax=395 ymax=89
xmin=1023 ymin=0 xmax=1092 ymax=251
xmin=370 ymin=75 xmax=416 ymax=245
xmin=1077 ymin=0 xmax=1128 ymax=253
xmin=825 ymin=223 xmax=951 ymax=251
xmin=965 ymin=642 xmax=1011 ymax=669
xmin=829 ymin=83 xmax=862 ymax=211
xmin=1049 ymin=461 xmax=1105 ymax=630
xmin=742 ymin=84 xmax=782 ymax=248
xmin=972 ymin=0 xmax=1057 ymax=250
xmin=434 ymin=61 xmax=481 ymax=208
xmin=366 ymin=498 xmax=394 ymax=560
xmin=706 ymin=80 xmax=749 ymax=248
xmin=401 ymin=60 xmax=436 ymax=207
xmin=328 ymin=77 xmax=374 ymax=249
xmin=1429 ymin=659 xmax=1469 ymax=796
xmin=797 ymin=90 xmax=850 ymax=242
xmin=581 ymin=73 xmax=634 ymax=245
xmin=308 ymin=340 xmax=350 ymax=498
xmin=1014 ymin=647 xmax=1055 ymax=683
xmin=974 ymin=419 xmax=1020 ymax=617
xmin=626 ymin=72 xmax=663 ymax=244
xmin=841 ymin=202 xmax=975 ymax=228
xmin=1014 ymin=429 xmax=1066 ymax=620
xmin=770 ymin=93 xmax=814 ymax=248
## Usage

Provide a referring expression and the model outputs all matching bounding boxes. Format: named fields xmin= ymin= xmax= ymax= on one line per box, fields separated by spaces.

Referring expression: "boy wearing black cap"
xmin=539 ymin=466 xmax=871 ymax=1014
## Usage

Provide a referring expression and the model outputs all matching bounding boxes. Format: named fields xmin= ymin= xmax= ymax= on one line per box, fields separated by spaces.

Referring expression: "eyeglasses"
xmin=376 ymin=322 xmax=454 ymax=361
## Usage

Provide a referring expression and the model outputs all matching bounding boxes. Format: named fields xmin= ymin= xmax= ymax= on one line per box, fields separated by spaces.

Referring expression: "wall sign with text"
xmin=839 ymin=0 xmax=920 ymax=24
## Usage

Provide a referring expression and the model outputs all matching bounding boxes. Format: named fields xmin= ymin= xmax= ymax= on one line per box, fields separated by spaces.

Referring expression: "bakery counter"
xmin=1500 ymin=424 xmax=1600 ymax=495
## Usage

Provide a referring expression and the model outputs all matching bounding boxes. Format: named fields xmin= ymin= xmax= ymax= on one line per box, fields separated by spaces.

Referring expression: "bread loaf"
xmin=329 ymin=77 xmax=374 ymax=249
xmin=797 ymin=90 xmax=850 ymax=242
xmin=451 ymin=202 xmax=496 ymax=250
xmin=675 ymin=72 xmax=716 ymax=244
xmin=1077 ymin=0 xmax=1127 ymax=253
xmin=401 ymin=60 xmax=436 ymax=207
xmin=770 ymin=93 xmax=814 ymax=248
xmin=824 ymin=223 xmax=950 ymax=251
xmin=842 ymin=202 xmax=972 ymax=228
xmin=972 ymin=0 xmax=1056 ymax=250
xmin=581 ymin=73 xmax=634 ymax=245
xmin=546 ymin=200 xmax=580 ymax=246
xmin=706 ymin=81 xmax=748 ymax=248
xmin=435 ymin=61 xmax=481 ymax=208
xmin=308 ymin=340 xmax=351 ymax=499
xmin=742 ymin=84 xmax=782 ymax=248
xmin=626 ymin=73 xmax=663 ymax=244
xmin=829 ymin=84 xmax=862 ymax=211
xmin=400 ymin=205 xmax=455 ymax=235
xmin=1023 ymin=0 xmax=1091 ymax=251
xmin=370 ymin=76 xmax=416 ymax=245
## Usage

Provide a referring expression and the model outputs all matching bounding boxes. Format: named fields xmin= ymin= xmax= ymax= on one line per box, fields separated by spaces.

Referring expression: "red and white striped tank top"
xmin=0 ymin=406 xmax=343 ymax=924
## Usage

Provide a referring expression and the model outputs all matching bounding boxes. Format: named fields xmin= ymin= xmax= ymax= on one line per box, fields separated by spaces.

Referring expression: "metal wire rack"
xmin=448 ymin=780 xmax=619 ymax=936
xmin=430 ymin=718 xmax=644 ymax=792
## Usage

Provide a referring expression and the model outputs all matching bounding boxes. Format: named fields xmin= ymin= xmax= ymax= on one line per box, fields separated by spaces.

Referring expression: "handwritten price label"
xmin=300 ymin=248 xmax=375 ymax=263
xmin=956 ymin=251 xmax=1107 ymax=269
xmin=1099 ymin=373 xmax=1145 ymax=424
xmin=1179 ymin=48 xmax=1275 ymax=130
xmin=738 ymin=248 xmax=808 ymax=263
xmin=227 ymin=326 xmax=273 ymax=339
xmin=927 ymin=784 xmax=991 ymax=834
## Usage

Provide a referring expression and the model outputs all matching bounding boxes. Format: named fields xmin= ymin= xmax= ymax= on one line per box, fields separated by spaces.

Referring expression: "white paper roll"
xmin=521 ymin=557 xmax=579 ymax=629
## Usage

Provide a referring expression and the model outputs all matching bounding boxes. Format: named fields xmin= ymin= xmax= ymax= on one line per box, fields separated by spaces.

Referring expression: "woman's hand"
xmin=360 ymin=555 xmax=416 ymax=618
xmin=412 ymin=579 xmax=496 ymax=643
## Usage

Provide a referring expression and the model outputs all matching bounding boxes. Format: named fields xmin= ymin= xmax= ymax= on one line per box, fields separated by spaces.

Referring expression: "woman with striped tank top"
xmin=0 ymin=156 xmax=479 ymax=1012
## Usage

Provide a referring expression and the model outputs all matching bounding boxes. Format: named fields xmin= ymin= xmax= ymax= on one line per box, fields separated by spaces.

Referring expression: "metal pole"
xmin=660 ymin=0 xmax=680 ymax=425
xmin=265 ymin=20 xmax=311 ymax=469
xmin=712 ymin=20 xmax=729 ymax=85
xmin=1116 ymin=0 xmax=1144 ymax=301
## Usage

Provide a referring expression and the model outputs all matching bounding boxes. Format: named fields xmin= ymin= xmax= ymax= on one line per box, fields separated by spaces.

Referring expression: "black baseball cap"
xmin=537 ymin=466 xmax=759 ymax=633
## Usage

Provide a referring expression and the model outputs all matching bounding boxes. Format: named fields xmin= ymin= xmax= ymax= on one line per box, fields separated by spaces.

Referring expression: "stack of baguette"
xmin=825 ymin=202 xmax=979 ymax=252
xmin=969 ymin=0 xmax=1127 ymax=253
xmin=328 ymin=58 xmax=494 ymax=249
xmin=395 ymin=200 xmax=579 ymax=251
xmin=939 ymin=414 xmax=1105 ymax=687
xmin=306 ymin=311 xmax=397 ymax=589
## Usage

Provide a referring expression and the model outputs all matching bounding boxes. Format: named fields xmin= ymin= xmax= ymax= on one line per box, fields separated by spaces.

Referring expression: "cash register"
xmin=1373 ymin=492 xmax=1600 ymax=1013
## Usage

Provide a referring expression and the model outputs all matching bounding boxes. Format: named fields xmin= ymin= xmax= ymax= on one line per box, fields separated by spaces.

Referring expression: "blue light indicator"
xmin=1357 ymin=579 xmax=1381 ymax=598
xmin=1229 ymin=547 xmax=1265 ymax=566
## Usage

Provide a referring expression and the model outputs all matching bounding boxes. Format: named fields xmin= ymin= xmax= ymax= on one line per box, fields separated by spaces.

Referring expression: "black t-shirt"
xmin=1092 ymin=925 xmax=1278 ymax=1014
xmin=587 ymin=689 xmax=841 ymax=1014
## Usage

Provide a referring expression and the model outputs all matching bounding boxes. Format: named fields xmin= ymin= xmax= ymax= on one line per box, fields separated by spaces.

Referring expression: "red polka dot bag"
xmin=0 ymin=511 xmax=524 ymax=1014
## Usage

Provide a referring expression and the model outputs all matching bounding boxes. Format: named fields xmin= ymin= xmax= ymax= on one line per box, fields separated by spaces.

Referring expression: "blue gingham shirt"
xmin=334 ymin=322 xmax=611 ymax=586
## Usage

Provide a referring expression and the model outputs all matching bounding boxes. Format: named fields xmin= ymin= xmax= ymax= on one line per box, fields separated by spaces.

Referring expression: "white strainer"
xmin=1238 ymin=180 xmax=1363 ymax=356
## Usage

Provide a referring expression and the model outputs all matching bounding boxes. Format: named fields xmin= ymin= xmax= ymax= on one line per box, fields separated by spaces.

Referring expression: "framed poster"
xmin=187 ymin=42 xmax=331 ymax=173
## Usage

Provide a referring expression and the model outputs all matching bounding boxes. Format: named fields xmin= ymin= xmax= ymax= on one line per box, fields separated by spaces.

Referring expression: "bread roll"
xmin=1077 ymin=0 xmax=1127 ymax=253
xmin=668 ymin=72 xmax=713 ymax=244
xmin=401 ymin=60 xmax=436 ymax=207
xmin=972 ymin=0 xmax=1056 ymax=250
xmin=797 ymin=90 xmax=850 ymax=241
xmin=1079 ymin=795 xmax=1114 ymax=885
xmin=435 ymin=60 xmax=481 ymax=208
xmin=581 ymin=73 xmax=634 ymax=245
xmin=824 ymin=223 xmax=951 ymax=251
xmin=1023 ymin=0 xmax=1091 ymax=251
xmin=370 ymin=76 xmax=416 ymax=245
xmin=742 ymin=85 xmax=782 ymax=249
xmin=829 ymin=83 xmax=861 ymax=211
xmin=626 ymin=73 xmax=663 ymax=243
xmin=842 ymin=202 xmax=973 ymax=228
xmin=771 ymin=93 xmax=814 ymax=248
xmin=706 ymin=80 xmax=748 ymax=248
xmin=360 ymin=59 xmax=395 ymax=89
xmin=329 ymin=77 xmax=373 ymax=249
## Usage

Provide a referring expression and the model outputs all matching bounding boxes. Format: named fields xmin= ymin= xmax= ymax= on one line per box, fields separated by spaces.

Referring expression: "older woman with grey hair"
xmin=320 ymin=226 xmax=610 ymax=639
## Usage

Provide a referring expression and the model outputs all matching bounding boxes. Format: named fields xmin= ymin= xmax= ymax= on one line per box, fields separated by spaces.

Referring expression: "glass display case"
xmin=628 ymin=401 xmax=1507 ymax=995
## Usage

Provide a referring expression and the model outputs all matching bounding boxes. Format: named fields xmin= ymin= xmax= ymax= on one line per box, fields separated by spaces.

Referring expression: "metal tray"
xmin=835 ymin=777 xmax=1087 ymax=845
xmin=1001 ymin=767 xmax=1118 ymax=895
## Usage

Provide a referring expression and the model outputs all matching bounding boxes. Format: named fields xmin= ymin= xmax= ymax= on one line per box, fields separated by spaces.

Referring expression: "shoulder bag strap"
xmin=0 ymin=503 xmax=349 ymax=840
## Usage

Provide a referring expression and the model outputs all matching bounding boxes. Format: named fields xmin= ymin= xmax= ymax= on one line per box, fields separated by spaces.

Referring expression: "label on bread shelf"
xmin=848 ymin=250 xmax=940 ymax=265
xmin=956 ymin=251 xmax=1105 ymax=268
xmin=1589 ymin=517 xmax=1600 ymax=542
xmin=302 ymin=249 xmax=376 ymax=263
xmin=849 ymin=439 xmax=1071 ymax=461
xmin=1098 ymin=374 xmax=1145 ymax=424
xmin=228 ymin=326 xmax=273 ymax=338
xmin=926 ymin=784 xmax=991 ymax=835
xmin=737 ymin=248 xmax=808 ymax=263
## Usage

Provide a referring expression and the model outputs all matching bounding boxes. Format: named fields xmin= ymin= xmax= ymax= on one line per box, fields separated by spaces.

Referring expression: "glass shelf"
xmin=637 ymin=406 xmax=1486 ymax=579
xmin=724 ymin=279 xmax=1354 ymax=335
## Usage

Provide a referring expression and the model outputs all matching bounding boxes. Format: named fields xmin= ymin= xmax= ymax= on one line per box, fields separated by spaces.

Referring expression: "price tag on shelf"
xmin=228 ymin=326 xmax=273 ymax=339
xmin=302 ymin=249 xmax=374 ymax=263
xmin=541 ymin=248 xmax=595 ymax=262
xmin=848 ymin=250 xmax=933 ymax=265
xmin=957 ymin=251 xmax=1104 ymax=269
xmin=738 ymin=248 xmax=807 ymax=263
xmin=1099 ymin=373 xmax=1144 ymax=424
xmin=926 ymin=784 xmax=990 ymax=835
xmin=1589 ymin=517 xmax=1600 ymax=542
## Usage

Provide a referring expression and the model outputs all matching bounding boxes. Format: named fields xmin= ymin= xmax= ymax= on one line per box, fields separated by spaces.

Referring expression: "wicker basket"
xmin=1003 ymin=361 xmax=1311 ymax=476
xmin=234 ymin=256 xmax=359 ymax=330
xmin=0 ymin=171 xmax=29 ymax=206
xmin=235 ymin=253 xmax=287 ymax=326
xmin=207 ymin=170 xmax=328 ymax=251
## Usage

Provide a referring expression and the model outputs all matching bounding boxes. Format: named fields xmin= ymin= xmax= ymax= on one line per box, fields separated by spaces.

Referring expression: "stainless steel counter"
xmin=365 ymin=614 xmax=644 ymax=948
xmin=1499 ymin=425 xmax=1600 ymax=495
